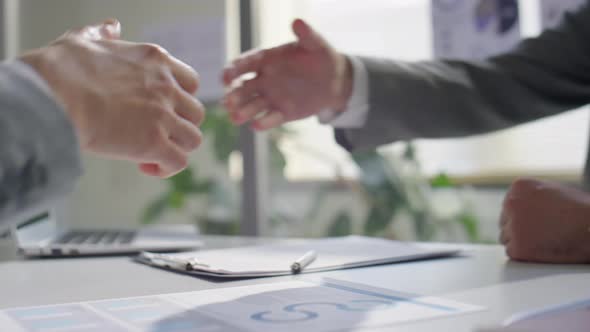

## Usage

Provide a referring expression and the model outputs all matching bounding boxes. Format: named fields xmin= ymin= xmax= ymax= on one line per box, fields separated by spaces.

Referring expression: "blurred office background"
xmin=6 ymin=0 xmax=588 ymax=243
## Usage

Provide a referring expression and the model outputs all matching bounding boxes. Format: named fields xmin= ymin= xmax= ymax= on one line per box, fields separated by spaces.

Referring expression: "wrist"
xmin=331 ymin=53 xmax=353 ymax=113
xmin=20 ymin=46 xmax=87 ymax=145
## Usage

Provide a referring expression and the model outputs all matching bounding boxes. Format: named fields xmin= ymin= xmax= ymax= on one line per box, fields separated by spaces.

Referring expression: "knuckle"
xmin=502 ymin=194 xmax=517 ymax=213
xmin=143 ymin=43 xmax=169 ymax=61
xmin=152 ymin=80 xmax=177 ymax=99
xmin=144 ymin=71 xmax=178 ymax=101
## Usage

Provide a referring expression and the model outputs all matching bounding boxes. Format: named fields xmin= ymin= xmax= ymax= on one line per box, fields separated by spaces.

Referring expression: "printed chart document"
xmin=0 ymin=278 xmax=483 ymax=332
xmin=136 ymin=236 xmax=460 ymax=278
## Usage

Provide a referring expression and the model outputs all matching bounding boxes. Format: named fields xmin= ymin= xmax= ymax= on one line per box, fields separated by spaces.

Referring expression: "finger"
xmin=99 ymin=40 xmax=200 ymax=95
xmin=499 ymin=229 xmax=511 ymax=245
xmin=225 ymin=78 xmax=262 ymax=110
xmin=152 ymin=140 xmax=188 ymax=178
xmin=139 ymin=163 xmax=160 ymax=177
xmin=251 ymin=111 xmax=286 ymax=131
xmin=292 ymin=18 xmax=327 ymax=52
xmin=166 ymin=56 xmax=200 ymax=95
xmin=499 ymin=209 xmax=510 ymax=227
xmin=168 ymin=118 xmax=203 ymax=153
xmin=230 ymin=96 xmax=269 ymax=126
xmin=175 ymin=89 xmax=205 ymax=127
xmin=223 ymin=50 xmax=265 ymax=86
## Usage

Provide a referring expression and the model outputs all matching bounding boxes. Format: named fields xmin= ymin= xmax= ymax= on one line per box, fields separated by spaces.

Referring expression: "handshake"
xmin=20 ymin=19 xmax=342 ymax=179
xmin=19 ymin=19 xmax=590 ymax=265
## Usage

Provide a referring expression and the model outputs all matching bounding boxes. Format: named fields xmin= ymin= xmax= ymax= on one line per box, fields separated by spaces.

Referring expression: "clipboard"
xmin=136 ymin=236 xmax=460 ymax=278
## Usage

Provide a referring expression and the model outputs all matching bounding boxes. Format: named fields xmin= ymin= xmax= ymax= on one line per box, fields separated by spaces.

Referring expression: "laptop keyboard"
xmin=53 ymin=230 xmax=136 ymax=246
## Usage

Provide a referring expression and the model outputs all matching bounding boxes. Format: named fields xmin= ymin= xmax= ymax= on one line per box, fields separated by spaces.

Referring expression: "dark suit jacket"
xmin=337 ymin=2 xmax=590 ymax=185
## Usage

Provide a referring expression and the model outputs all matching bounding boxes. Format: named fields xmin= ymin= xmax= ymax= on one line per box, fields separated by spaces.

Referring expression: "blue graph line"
xmin=250 ymin=282 xmax=459 ymax=324
xmin=321 ymin=282 xmax=457 ymax=312
xmin=251 ymin=300 xmax=395 ymax=323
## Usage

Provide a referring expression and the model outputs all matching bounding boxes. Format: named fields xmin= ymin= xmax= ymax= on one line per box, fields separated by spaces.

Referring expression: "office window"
xmin=258 ymin=0 xmax=589 ymax=182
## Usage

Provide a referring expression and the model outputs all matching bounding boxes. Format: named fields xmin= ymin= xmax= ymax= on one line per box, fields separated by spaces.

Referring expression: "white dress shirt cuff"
xmin=318 ymin=56 xmax=370 ymax=128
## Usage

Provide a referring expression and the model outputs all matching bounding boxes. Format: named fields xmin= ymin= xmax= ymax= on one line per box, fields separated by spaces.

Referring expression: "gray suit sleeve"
xmin=0 ymin=61 xmax=82 ymax=227
xmin=337 ymin=3 xmax=590 ymax=151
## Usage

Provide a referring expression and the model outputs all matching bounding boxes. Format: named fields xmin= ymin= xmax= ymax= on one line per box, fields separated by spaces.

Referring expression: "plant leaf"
xmin=187 ymin=180 xmax=213 ymax=194
xmin=430 ymin=173 xmax=454 ymax=188
xmin=457 ymin=213 xmax=480 ymax=242
xmin=141 ymin=195 xmax=169 ymax=225
xmin=169 ymin=168 xmax=195 ymax=192
xmin=201 ymin=109 xmax=239 ymax=162
xmin=328 ymin=212 xmax=353 ymax=236
xmin=269 ymin=138 xmax=287 ymax=174
xmin=363 ymin=205 xmax=396 ymax=236
xmin=168 ymin=191 xmax=185 ymax=209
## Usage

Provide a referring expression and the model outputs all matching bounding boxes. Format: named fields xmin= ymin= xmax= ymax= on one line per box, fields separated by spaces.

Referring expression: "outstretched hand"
xmin=222 ymin=19 xmax=353 ymax=130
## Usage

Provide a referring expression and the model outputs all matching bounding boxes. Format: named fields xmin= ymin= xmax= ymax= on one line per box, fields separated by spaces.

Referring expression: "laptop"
xmin=14 ymin=212 xmax=203 ymax=257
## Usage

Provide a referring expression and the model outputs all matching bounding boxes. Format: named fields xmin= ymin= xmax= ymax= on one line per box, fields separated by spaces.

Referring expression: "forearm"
xmin=0 ymin=61 xmax=82 ymax=227
xmin=337 ymin=56 xmax=582 ymax=151
xmin=337 ymin=4 xmax=590 ymax=151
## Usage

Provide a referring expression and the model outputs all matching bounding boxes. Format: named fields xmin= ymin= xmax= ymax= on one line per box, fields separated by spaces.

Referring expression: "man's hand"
xmin=500 ymin=178 xmax=590 ymax=263
xmin=20 ymin=19 xmax=204 ymax=178
xmin=222 ymin=19 xmax=353 ymax=130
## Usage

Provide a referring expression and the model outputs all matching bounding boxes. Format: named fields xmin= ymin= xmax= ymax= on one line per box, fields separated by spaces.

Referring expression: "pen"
xmin=290 ymin=250 xmax=317 ymax=274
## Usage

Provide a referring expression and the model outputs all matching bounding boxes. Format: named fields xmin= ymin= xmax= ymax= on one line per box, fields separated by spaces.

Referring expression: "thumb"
xmin=292 ymin=19 xmax=326 ymax=52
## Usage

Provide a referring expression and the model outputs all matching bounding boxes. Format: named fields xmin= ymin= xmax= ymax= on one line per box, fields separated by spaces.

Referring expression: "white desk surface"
xmin=1 ymin=236 xmax=589 ymax=332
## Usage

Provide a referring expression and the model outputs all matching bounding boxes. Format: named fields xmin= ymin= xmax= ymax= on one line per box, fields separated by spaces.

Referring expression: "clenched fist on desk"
xmin=500 ymin=178 xmax=590 ymax=264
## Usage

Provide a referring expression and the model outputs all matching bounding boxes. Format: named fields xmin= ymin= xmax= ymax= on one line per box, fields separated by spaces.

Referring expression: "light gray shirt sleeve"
xmin=0 ymin=61 xmax=82 ymax=228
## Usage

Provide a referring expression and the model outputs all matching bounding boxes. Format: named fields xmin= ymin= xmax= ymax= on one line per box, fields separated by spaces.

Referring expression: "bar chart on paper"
xmin=0 ymin=279 xmax=483 ymax=331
